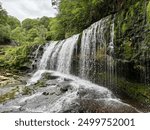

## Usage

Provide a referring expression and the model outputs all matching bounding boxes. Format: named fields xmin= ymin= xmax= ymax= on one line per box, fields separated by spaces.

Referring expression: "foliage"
xmin=0 ymin=4 xmax=10 ymax=44
xmin=47 ymin=18 xmax=65 ymax=40
xmin=0 ymin=24 xmax=11 ymax=43
xmin=0 ymin=4 xmax=7 ymax=24
xmin=22 ymin=18 xmax=39 ymax=31
xmin=57 ymin=0 xmax=105 ymax=38
xmin=7 ymin=16 xmax=21 ymax=30
xmin=10 ymin=27 xmax=26 ymax=44
xmin=1 ymin=45 xmax=30 ymax=69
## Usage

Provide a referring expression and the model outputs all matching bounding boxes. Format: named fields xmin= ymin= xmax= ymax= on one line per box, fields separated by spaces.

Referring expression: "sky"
xmin=0 ymin=0 xmax=57 ymax=21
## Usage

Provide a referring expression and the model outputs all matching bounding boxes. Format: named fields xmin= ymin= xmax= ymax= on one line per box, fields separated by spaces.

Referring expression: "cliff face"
xmin=74 ymin=0 xmax=150 ymax=104
xmin=98 ymin=0 xmax=150 ymax=104
xmin=114 ymin=0 xmax=150 ymax=84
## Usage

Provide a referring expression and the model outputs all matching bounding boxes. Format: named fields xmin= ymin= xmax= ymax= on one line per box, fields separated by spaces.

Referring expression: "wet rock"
xmin=42 ymin=92 xmax=49 ymax=96
xmin=60 ymin=83 xmax=73 ymax=93
xmin=78 ymin=99 xmax=139 ymax=113
xmin=43 ymin=73 xmax=59 ymax=80
xmin=64 ymin=78 xmax=73 ymax=82
xmin=45 ymin=80 xmax=57 ymax=86
xmin=0 ymin=71 xmax=142 ymax=113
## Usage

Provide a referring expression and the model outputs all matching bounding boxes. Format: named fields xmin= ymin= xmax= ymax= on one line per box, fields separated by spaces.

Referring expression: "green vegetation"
xmin=0 ymin=87 xmax=19 ymax=103
xmin=22 ymin=87 xmax=33 ymax=95
xmin=53 ymin=0 xmax=123 ymax=38
xmin=0 ymin=91 xmax=16 ymax=103
xmin=147 ymin=2 xmax=150 ymax=23
xmin=0 ymin=4 xmax=53 ymax=70
xmin=97 ymin=72 xmax=150 ymax=105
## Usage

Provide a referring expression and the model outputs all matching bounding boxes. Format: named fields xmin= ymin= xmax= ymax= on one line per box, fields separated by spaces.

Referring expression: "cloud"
xmin=0 ymin=0 xmax=57 ymax=21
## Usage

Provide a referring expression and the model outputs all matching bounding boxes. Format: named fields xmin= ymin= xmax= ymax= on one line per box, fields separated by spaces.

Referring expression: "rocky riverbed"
xmin=0 ymin=70 xmax=139 ymax=113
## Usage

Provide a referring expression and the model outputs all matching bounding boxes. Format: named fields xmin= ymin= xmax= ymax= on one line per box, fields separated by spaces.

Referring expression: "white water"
xmin=38 ymin=41 xmax=58 ymax=70
xmin=49 ymin=40 xmax=65 ymax=70
xmin=38 ymin=34 xmax=79 ymax=74
xmin=80 ymin=17 xmax=109 ymax=79
xmin=56 ymin=34 xmax=79 ymax=73
xmin=107 ymin=19 xmax=115 ymax=86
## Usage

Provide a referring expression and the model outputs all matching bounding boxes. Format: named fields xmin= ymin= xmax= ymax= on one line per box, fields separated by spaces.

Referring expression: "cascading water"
xmin=28 ymin=34 xmax=79 ymax=85
xmin=49 ymin=40 xmax=65 ymax=70
xmin=79 ymin=18 xmax=109 ymax=80
xmin=56 ymin=34 xmax=79 ymax=74
xmin=79 ymin=16 xmax=115 ymax=85
xmin=39 ymin=34 xmax=79 ymax=73
xmin=38 ymin=41 xmax=58 ymax=70
xmin=22 ymin=16 xmax=139 ymax=113
xmin=107 ymin=18 xmax=115 ymax=86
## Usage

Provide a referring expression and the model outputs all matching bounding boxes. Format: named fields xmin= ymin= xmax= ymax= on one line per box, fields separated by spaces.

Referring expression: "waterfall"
xmin=38 ymin=41 xmax=58 ymax=70
xmin=32 ymin=34 xmax=79 ymax=74
xmin=36 ymin=34 xmax=79 ymax=73
xmin=49 ymin=40 xmax=65 ymax=70
xmin=28 ymin=35 xmax=79 ymax=85
xmin=79 ymin=16 xmax=111 ymax=80
xmin=56 ymin=34 xmax=79 ymax=74
xmin=23 ymin=16 xmax=141 ymax=113
xmin=107 ymin=19 xmax=115 ymax=86
xmin=29 ymin=16 xmax=115 ymax=85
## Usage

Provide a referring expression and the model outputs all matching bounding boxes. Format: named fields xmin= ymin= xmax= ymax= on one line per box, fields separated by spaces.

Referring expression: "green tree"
xmin=22 ymin=18 xmax=39 ymax=31
xmin=7 ymin=16 xmax=21 ymax=30
xmin=39 ymin=16 xmax=51 ymax=28
xmin=47 ymin=18 xmax=65 ymax=40
xmin=0 ymin=4 xmax=7 ymax=24
xmin=10 ymin=27 xmax=26 ymax=44
xmin=0 ymin=4 xmax=11 ymax=44
xmin=0 ymin=24 xmax=11 ymax=43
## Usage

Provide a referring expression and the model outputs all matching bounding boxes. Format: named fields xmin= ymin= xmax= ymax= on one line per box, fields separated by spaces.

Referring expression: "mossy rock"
xmin=96 ymin=71 xmax=150 ymax=105
xmin=42 ymin=73 xmax=59 ymax=80
xmin=22 ymin=87 xmax=33 ymax=95
xmin=0 ymin=86 xmax=20 ymax=104
xmin=34 ymin=80 xmax=46 ymax=88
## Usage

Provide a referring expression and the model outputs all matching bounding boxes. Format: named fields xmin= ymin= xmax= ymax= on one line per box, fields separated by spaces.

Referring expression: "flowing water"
xmin=0 ymin=16 xmax=144 ymax=113
xmin=80 ymin=18 xmax=108 ymax=80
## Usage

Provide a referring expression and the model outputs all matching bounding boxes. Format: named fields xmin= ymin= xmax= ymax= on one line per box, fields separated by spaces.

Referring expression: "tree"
xmin=39 ymin=16 xmax=51 ymax=29
xmin=0 ymin=24 xmax=11 ymax=43
xmin=22 ymin=18 xmax=39 ymax=31
xmin=0 ymin=4 xmax=11 ymax=44
xmin=0 ymin=4 xmax=7 ymax=24
xmin=7 ymin=16 xmax=21 ymax=30
xmin=10 ymin=27 xmax=26 ymax=44
xmin=47 ymin=18 xmax=65 ymax=40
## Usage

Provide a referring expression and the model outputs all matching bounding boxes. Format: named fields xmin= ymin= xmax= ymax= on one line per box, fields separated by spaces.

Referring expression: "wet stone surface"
xmin=0 ymin=71 xmax=139 ymax=113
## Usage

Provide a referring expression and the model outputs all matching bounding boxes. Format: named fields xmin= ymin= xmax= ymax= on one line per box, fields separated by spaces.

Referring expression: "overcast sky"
xmin=0 ymin=0 xmax=57 ymax=21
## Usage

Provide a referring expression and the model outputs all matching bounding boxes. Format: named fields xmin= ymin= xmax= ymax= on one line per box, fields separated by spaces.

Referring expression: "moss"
xmin=0 ymin=87 xmax=19 ymax=103
xmin=123 ymin=40 xmax=133 ymax=60
xmin=22 ymin=87 xmax=33 ymax=95
xmin=116 ymin=79 xmax=150 ymax=104
xmin=122 ymin=23 xmax=128 ymax=33
xmin=96 ymin=72 xmax=150 ymax=105
xmin=96 ymin=48 xmax=106 ymax=61
xmin=147 ymin=1 xmax=150 ymax=23
xmin=0 ymin=91 xmax=16 ymax=103
xmin=34 ymin=80 xmax=46 ymax=88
